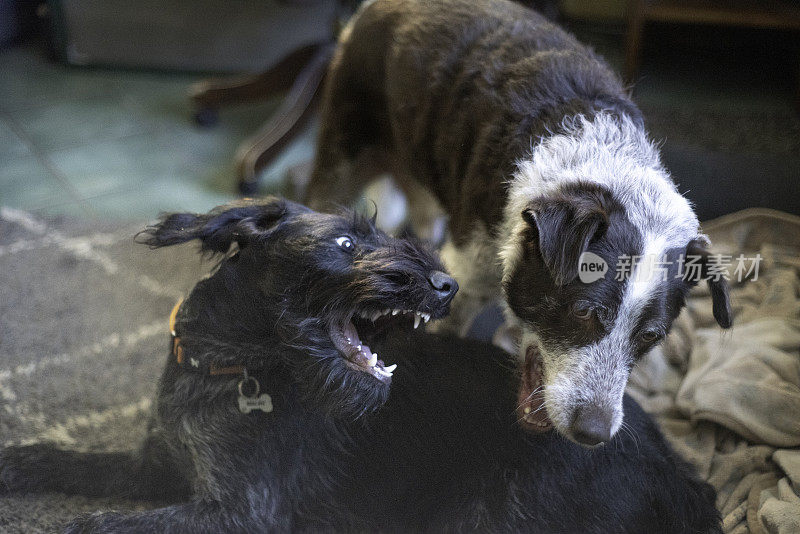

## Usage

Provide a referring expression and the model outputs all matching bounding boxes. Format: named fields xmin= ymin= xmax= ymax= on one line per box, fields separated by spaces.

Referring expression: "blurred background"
xmin=0 ymin=0 xmax=798 ymax=222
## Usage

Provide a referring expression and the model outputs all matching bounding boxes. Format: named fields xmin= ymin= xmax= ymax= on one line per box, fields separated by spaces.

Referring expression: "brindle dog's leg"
xmin=306 ymin=145 xmax=390 ymax=212
xmin=63 ymin=497 xmax=282 ymax=534
xmin=58 ymin=425 xmax=289 ymax=533
xmin=429 ymin=234 xmax=503 ymax=337
xmin=0 ymin=431 xmax=190 ymax=501
xmin=304 ymin=36 xmax=392 ymax=211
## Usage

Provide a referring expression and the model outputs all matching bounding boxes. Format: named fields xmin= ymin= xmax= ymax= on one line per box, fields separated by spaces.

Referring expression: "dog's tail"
xmin=0 ymin=435 xmax=191 ymax=500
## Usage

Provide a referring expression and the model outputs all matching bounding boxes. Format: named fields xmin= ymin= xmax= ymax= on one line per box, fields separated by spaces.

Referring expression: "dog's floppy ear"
xmin=522 ymin=184 xmax=612 ymax=286
xmin=136 ymin=197 xmax=301 ymax=254
xmin=685 ymin=237 xmax=733 ymax=329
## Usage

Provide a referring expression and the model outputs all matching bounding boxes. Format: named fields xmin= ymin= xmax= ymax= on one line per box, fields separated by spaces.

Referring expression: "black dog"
xmin=0 ymin=197 xmax=457 ymax=532
xmin=345 ymin=331 xmax=721 ymax=533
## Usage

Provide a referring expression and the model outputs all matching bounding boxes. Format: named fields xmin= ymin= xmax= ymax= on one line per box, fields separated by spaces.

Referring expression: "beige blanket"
xmin=627 ymin=208 xmax=800 ymax=534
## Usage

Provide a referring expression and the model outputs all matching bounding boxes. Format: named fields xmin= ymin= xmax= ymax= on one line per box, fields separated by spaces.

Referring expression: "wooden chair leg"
xmin=188 ymin=42 xmax=326 ymax=126
xmin=235 ymin=43 xmax=335 ymax=195
xmin=624 ymin=0 xmax=646 ymax=86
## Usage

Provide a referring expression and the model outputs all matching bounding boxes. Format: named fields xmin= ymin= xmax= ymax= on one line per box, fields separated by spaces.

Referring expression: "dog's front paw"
xmin=64 ymin=511 xmax=127 ymax=534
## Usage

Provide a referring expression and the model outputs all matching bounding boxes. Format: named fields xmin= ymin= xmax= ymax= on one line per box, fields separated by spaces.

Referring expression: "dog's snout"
xmin=427 ymin=271 xmax=458 ymax=303
xmin=570 ymin=405 xmax=613 ymax=446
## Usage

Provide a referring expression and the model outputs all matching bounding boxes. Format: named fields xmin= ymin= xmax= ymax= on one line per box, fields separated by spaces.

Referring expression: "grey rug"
xmin=0 ymin=207 xmax=213 ymax=533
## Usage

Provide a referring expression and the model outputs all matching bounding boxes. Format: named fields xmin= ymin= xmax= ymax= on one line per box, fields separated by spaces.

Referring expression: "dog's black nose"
xmin=428 ymin=271 xmax=458 ymax=303
xmin=570 ymin=405 xmax=613 ymax=446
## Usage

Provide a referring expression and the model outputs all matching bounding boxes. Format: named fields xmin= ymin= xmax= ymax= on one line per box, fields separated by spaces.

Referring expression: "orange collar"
xmin=169 ymin=300 xmax=246 ymax=376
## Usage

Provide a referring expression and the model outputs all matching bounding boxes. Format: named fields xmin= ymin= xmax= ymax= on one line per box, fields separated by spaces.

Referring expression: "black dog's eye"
xmin=640 ymin=330 xmax=662 ymax=344
xmin=573 ymin=305 xmax=594 ymax=321
xmin=335 ymin=236 xmax=354 ymax=252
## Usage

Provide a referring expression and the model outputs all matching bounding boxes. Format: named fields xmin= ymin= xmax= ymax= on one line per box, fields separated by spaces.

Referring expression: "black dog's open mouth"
xmin=329 ymin=308 xmax=431 ymax=383
xmin=517 ymin=344 xmax=553 ymax=433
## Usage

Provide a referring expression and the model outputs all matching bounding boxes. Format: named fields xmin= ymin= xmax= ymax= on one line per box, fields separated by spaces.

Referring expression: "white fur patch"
xmin=500 ymin=113 xmax=700 ymax=285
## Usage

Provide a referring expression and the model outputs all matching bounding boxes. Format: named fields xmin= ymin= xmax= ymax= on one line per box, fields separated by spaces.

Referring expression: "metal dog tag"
xmin=237 ymin=375 xmax=273 ymax=414
xmin=238 ymin=393 xmax=273 ymax=414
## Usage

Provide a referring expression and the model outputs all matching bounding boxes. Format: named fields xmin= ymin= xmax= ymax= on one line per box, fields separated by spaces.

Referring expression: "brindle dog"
xmin=0 ymin=197 xmax=456 ymax=532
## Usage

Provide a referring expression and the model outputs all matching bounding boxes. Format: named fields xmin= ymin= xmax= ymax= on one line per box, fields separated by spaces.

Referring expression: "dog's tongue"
xmin=517 ymin=345 xmax=552 ymax=432
xmin=343 ymin=321 xmax=374 ymax=360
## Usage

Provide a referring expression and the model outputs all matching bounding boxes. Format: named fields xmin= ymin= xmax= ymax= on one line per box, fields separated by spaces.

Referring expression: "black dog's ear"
xmin=522 ymin=184 xmax=612 ymax=286
xmin=136 ymin=197 xmax=300 ymax=254
xmin=685 ymin=238 xmax=733 ymax=329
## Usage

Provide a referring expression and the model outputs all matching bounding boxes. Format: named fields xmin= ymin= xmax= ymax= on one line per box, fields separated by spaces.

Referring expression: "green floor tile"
xmin=0 ymin=118 xmax=31 ymax=159
xmin=0 ymin=48 xmax=119 ymax=112
xmin=29 ymin=201 xmax=93 ymax=218
xmin=0 ymin=44 xmax=200 ymax=113
xmin=86 ymin=180 xmax=237 ymax=220
xmin=0 ymin=155 xmax=71 ymax=210
xmin=43 ymin=102 xmax=313 ymax=208
xmin=45 ymin=132 xmax=184 ymax=198
xmin=8 ymin=93 xmax=171 ymax=152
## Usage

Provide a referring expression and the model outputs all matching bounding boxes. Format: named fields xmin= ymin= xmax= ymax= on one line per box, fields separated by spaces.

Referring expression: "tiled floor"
xmin=0 ymin=42 xmax=316 ymax=220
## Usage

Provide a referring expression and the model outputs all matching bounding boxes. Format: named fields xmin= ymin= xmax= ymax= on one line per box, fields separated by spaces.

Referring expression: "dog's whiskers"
xmin=516 ymin=384 xmax=545 ymax=410
xmin=514 ymin=397 xmax=551 ymax=425
xmin=619 ymin=421 xmax=641 ymax=456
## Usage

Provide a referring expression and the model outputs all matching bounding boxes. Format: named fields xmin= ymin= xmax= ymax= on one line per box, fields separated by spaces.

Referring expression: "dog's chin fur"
xmin=279 ymin=319 xmax=391 ymax=419
xmin=296 ymin=354 xmax=390 ymax=419
xmin=515 ymin=328 xmax=628 ymax=444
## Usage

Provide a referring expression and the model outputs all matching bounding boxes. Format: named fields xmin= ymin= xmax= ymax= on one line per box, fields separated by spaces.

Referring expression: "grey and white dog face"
xmin=500 ymin=115 xmax=732 ymax=446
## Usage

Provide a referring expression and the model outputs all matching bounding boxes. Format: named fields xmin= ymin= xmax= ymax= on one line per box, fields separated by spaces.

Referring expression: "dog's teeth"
xmin=392 ymin=309 xmax=400 ymax=316
xmin=368 ymin=353 xmax=378 ymax=367
xmin=374 ymin=366 xmax=392 ymax=378
xmin=524 ymin=406 xmax=531 ymax=414
xmin=414 ymin=315 xmax=421 ymax=329
xmin=371 ymin=311 xmax=381 ymax=322
xmin=357 ymin=344 xmax=362 ymax=351
xmin=423 ymin=313 xmax=430 ymax=323
xmin=384 ymin=364 xmax=397 ymax=373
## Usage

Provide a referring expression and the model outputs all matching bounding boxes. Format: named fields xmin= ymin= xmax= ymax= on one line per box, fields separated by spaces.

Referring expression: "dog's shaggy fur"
xmin=349 ymin=331 xmax=722 ymax=533
xmin=0 ymin=197 xmax=457 ymax=533
xmin=304 ymin=0 xmax=732 ymax=446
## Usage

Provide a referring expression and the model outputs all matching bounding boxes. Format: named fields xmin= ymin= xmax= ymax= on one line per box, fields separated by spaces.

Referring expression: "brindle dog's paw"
xmin=64 ymin=511 xmax=127 ymax=534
